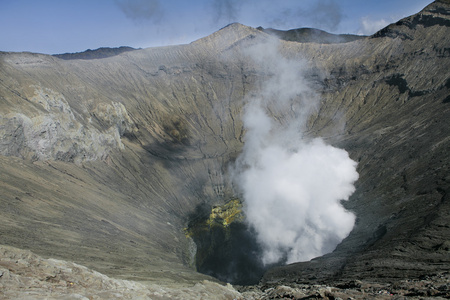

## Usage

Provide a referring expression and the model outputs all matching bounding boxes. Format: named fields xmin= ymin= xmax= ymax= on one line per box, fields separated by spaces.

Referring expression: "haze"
xmin=0 ymin=0 xmax=432 ymax=54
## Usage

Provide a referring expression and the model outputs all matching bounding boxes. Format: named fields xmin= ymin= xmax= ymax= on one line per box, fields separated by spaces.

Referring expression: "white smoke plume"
xmin=115 ymin=0 xmax=163 ymax=23
xmin=358 ymin=16 xmax=391 ymax=35
xmin=232 ymin=39 xmax=358 ymax=265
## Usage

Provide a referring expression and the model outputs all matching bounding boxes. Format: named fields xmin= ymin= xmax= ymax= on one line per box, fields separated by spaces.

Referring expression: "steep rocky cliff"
xmin=0 ymin=0 xmax=449 ymax=297
xmin=263 ymin=0 xmax=450 ymax=284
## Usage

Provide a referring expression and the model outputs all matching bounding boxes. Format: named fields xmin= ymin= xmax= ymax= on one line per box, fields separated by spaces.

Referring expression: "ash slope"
xmin=0 ymin=0 xmax=449 ymax=289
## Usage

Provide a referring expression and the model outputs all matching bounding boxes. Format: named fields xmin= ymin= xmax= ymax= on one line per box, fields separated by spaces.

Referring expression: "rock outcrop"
xmin=0 ymin=245 xmax=242 ymax=299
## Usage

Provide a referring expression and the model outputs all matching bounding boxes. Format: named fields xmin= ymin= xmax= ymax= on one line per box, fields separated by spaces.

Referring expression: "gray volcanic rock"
xmin=263 ymin=0 xmax=450 ymax=285
xmin=0 ymin=0 xmax=449 ymax=296
xmin=1 ymin=244 xmax=448 ymax=299
xmin=0 ymin=23 xmax=257 ymax=284
xmin=0 ymin=245 xmax=242 ymax=299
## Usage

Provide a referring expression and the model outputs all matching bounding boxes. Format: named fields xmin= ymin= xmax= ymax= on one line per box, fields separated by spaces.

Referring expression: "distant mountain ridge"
xmin=53 ymin=25 xmax=365 ymax=60
xmin=53 ymin=46 xmax=137 ymax=60
xmin=257 ymin=26 xmax=366 ymax=44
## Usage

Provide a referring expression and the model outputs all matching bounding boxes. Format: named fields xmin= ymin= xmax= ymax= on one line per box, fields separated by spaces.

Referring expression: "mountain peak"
xmin=373 ymin=0 xmax=450 ymax=39
xmin=190 ymin=22 xmax=266 ymax=51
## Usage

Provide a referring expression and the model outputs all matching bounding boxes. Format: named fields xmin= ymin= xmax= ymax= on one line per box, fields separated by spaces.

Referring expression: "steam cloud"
xmin=211 ymin=0 xmax=343 ymax=32
xmin=306 ymin=0 xmax=343 ymax=31
xmin=115 ymin=0 xmax=163 ymax=23
xmin=358 ymin=16 xmax=390 ymax=35
xmin=212 ymin=0 xmax=243 ymax=24
xmin=232 ymin=39 xmax=358 ymax=265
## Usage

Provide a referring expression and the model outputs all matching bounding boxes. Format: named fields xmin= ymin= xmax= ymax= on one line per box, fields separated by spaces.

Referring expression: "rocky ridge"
xmin=53 ymin=46 xmax=137 ymax=60
xmin=257 ymin=27 xmax=366 ymax=44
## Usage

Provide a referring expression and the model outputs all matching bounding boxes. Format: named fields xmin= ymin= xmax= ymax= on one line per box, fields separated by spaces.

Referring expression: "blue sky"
xmin=0 ymin=0 xmax=433 ymax=54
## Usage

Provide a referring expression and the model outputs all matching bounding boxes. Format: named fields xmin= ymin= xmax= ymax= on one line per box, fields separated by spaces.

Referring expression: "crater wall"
xmin=0 ymin=1 xmax=449 ymax=287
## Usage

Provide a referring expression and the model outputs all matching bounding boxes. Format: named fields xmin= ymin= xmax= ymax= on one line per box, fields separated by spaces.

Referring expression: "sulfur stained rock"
xmin=184 ymin=199 xmax=267 ymax=285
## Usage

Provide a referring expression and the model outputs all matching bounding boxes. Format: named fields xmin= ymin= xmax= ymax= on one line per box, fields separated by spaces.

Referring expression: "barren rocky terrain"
xmin=1 ymin=245 xmax=449 ymax=299
xmin=0 ymin=0 xmax=449 ymax=298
